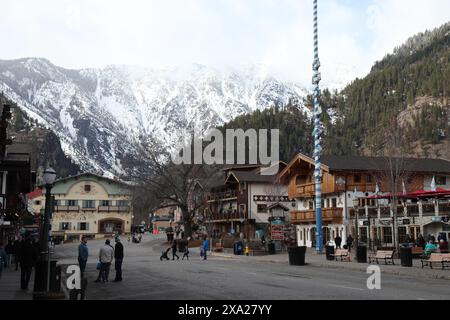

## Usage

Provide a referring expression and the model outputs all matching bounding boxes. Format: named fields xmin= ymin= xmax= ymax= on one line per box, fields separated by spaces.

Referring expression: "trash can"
xmin=268 ymin=242 xmax=276 ymax=255
xmin=356 ymin=245 xmax=367 ymax=263
xmin=400 ymin=246 xmax=413 ymax=267
xmin=288 ymin=246 xmax=307 ymax=266
xmin=325 ymin=245 xmax=335 ymax=261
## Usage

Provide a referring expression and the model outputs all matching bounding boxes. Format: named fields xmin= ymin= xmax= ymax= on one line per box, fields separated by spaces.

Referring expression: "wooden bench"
xmin=421 ymin=253 xmax=450 ymax=269
xmin=331 ymin=249 xmax=349 ymax=261
xmin=412 ymin=247 xmax=424 ymax=258
xmin=369 ymin=250 xmax=395 ymax=265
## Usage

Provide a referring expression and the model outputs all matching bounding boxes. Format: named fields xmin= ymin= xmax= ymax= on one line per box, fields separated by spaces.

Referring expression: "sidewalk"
xmin=0 ymin=267 xmax=34 ymax=300
xmin=211 ymin=248 xmax=450 ymax=281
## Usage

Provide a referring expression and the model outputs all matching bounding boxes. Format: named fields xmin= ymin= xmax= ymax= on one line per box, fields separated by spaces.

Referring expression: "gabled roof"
xmin=54 ymin=172 xmax=129 ymax=186
xmin=224 ymin=161 xmax=287 ymax=184
xmin=279 ymin=153 xmax=450 ymax=179
xmin=321 ymin=155 xmax=450 ymax=173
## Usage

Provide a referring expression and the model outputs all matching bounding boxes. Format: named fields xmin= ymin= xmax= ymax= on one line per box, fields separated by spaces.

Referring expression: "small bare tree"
xmin=368 ymin=119 xmax=415 ymax=251
xmin=130 ymin=138 xmax=215 ymax=238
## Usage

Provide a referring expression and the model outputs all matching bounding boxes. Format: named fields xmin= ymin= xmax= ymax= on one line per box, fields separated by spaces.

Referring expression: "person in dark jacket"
xmin=19 ymin=237 xmax=38 ymax=290
xmin=172 ymin=240 xmax=179 ymax=260
xmin=113 ymin=237 xmax=124 ymax=282
xmin=13 ymin=238 xmax=21 ymax=271
xmin=346 ymin=235 xmax=354 ymax=252
xmin=5 ymin=240 xmax=13 ymax=268
xmin=417 ymin=234 xmax=426 ymax=249
xmin=334 ymin=235 xmax=342 ymax=249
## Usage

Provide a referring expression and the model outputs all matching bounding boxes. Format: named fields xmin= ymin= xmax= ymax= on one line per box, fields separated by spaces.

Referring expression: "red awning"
xmin=368 ymin=188 xmax=450 ymax=199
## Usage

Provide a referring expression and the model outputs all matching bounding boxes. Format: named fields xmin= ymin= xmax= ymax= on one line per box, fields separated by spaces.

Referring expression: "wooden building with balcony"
xmin=30 ymin=173 xmax=132 ymax=241
xmin=206 ymin=162 xmax=290 ymax=240
xmin=279 ymin=153 xmax=450 ymax=248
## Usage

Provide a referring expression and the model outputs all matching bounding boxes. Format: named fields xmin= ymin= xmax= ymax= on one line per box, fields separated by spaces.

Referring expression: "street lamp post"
xmin=42 ymin=167 xmax=57 ymax=292
xmin=353 ymin=197 xmax=359 ymax=252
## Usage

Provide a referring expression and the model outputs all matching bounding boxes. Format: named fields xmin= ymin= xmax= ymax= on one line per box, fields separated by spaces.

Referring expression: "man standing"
xmin=113 ymin=237 xmax=124 ymax=282
xmin=346 ymin=234 xmax=354 ymax=252
xmin=19 ymin=237 xmax=38 ymax=290
xmin=95 ymin=239 xmax=114 ymax=283
xmin=78 ymin=237 xmax=89 ymax=277
xmin=13 ymin=237 xmax=21 ymax=271
xmin=334 ymin=235 xmax=342 ymax=249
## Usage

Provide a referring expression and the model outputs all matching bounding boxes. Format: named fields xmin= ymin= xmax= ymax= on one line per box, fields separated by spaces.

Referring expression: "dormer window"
xmin=84 ymin=184 xmax=91 ymax=192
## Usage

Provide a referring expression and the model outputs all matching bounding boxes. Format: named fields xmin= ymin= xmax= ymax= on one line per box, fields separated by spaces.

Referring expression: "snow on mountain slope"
xmin=0 ymin=58 xmax=309 ymax=176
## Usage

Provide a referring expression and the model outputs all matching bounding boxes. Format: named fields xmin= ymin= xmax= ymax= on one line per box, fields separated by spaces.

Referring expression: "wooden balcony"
xmin=289 ymin=181 xmax=376 ymax=198
xmin=55 ymin=206 xmax=80 ymax=212
xmin=348 ymin=202 xmax=450 ymax=218
xmin=289 ymin=208 xmax=343 ymax=225
xmin=98 ymin=206 xmax=130 ymax=212
xmin=208 ymin=211 xmax=246 ymax=222
xmin=207 ymin=190 xmax=238 ymax=202
xmin=81 ymin=207 xmax=96 ymax=211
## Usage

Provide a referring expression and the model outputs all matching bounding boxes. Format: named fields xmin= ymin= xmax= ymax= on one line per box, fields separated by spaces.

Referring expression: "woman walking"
xmin=172 ymin=240 xmax=179 ymax=260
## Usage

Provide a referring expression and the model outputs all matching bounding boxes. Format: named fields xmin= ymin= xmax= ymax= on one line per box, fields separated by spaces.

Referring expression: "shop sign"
xmin=379 ymin=219 xmax=392 ymax=226
xmin=271 ymin=225 xmax=285 ymax=240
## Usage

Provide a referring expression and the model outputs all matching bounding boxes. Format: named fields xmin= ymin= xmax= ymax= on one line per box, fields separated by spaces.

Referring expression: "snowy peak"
xmin=0 ymin=58 xmax=309 ymax=176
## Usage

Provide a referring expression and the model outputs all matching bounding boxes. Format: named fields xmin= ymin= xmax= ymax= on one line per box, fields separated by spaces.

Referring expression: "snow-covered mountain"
xmin=0 ymin=58 xmax=309 ymax=176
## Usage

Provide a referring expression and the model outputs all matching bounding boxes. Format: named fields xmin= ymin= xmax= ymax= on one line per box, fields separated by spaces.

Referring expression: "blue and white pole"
xmin=312 ymin=0 xmax=323 ymax=253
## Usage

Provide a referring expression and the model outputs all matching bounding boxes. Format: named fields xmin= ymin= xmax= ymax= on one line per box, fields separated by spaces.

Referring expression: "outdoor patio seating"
xmin=421 ymin=253 xmax=450 ymax=269
xmin=368 ymin=250 xmax=395 ymax=265
xmin=331 ymin=249 xmax=349 ymax=261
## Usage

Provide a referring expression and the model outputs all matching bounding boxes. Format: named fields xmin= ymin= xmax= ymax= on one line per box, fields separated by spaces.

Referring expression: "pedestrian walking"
xmin=18 ymin=237 xmax=38 ymax=290
xmin=160 ymin=247 xmax=171 ymax=261
xmin=334 ymin=235 xmax=342 ymax=249
xmin=95 ymin=239 xmax=114 ymax=283
xmin=13 ymin=238 xmax=21 ymax=271
xmin=182 ymin=242 xmax=190 ymax=260
xmin=172 ymin=239 xmax=179 ymax=260
xmin=78 ymin=237 xmax=89 ymax=277
xmin=202 ymin=236 xmax=209 ymax=261
xmin=113 ymin=237 xmax=124 ymax=282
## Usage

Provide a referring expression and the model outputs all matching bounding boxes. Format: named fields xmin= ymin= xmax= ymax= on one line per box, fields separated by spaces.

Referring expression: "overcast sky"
xmin=1 ymin=0 xmax=449 ymax=88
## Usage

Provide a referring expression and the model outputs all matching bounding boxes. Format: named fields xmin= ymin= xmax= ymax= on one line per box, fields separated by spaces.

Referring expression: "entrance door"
xmin=409 ymin=226 xmax=420 ymax=241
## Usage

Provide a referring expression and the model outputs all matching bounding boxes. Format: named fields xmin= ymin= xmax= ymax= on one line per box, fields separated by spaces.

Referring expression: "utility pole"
xmin=312 ymin=0 xmax=323 ymax=253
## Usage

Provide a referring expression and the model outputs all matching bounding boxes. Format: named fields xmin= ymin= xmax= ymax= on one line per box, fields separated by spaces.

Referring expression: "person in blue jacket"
xmin=202 ymin=236 xmax=209 ymax=261
xmin=78 ymin=237 xmax=89 ymax=277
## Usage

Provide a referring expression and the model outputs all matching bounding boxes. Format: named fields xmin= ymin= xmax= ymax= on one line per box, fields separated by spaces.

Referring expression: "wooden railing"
xmin=289 ymin=208 xmax=343 ymax=224
xmin=207 ymin=190 xmax=238 ymax=202
xmin=98 ymin=206 xmax=130 ymax=212
xmin=208 ymin=211 xmax=245 ymax=221
xmin=55 ymin=206 xmax=80 ymax=212
xmin=348 ymin=202 xmax=450 ymax=218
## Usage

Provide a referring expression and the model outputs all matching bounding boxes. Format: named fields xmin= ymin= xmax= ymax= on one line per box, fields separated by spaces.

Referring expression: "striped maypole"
xmin=312 ymin=0 xmax=323 ymax=253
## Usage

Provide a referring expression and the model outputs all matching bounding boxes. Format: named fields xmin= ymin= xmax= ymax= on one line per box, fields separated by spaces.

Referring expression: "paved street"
xmin=48 ymin=235 xmax=450 ymax=300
